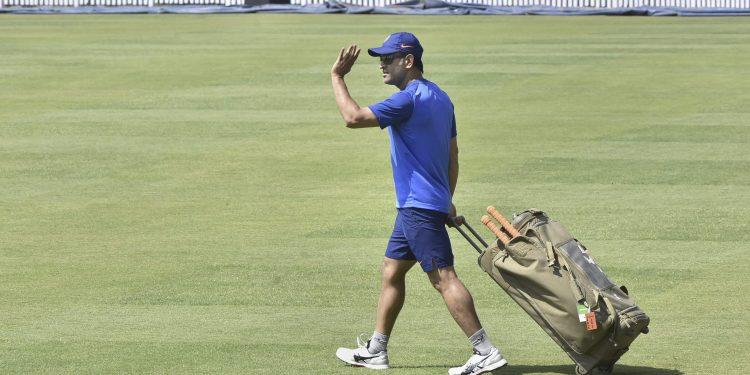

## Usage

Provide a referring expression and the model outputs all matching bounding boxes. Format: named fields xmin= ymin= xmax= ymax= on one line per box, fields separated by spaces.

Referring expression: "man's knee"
xmin=430 ymin=279 xmax=444 ymax=293
xmin=382 ymin=258 xmax=414 ymax=284
xmin=428 ymin=266 xmax=460 ymax=293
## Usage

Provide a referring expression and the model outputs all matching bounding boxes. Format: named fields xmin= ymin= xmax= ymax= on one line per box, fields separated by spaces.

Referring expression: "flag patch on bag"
xmin=585 ymin=312 xmax=598 ymax=331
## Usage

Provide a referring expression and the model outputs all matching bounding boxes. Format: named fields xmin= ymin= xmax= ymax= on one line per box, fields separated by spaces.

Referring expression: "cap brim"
xmin=367 ymin=46 xmax=400 ymax=57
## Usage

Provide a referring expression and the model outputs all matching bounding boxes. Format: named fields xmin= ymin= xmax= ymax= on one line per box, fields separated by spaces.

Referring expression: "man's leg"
xmin=335 ymin=258 xmax=415 ymax=371
xmin=335 ymin=210 xmax=416 ymax=370
xmin=427 ymin=266 xmax=481 ymax=336
xmin=429 ymin=266 xmax=507 ymax=375
xmin=375 ymin=257 xmax=417 ymax=336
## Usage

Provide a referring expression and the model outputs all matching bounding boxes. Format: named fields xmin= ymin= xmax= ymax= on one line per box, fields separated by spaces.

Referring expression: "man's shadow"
xmin=395 ymin=364 xmax=682 ymax=374
xmin=488 ymin=364 xmax=683 ymax=375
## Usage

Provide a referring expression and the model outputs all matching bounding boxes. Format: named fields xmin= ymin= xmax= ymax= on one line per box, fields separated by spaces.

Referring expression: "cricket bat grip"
xmin=481 ymin=215 xmax=511 ymax=245
xmin=487 ymin=206 xmax=521 ymax=238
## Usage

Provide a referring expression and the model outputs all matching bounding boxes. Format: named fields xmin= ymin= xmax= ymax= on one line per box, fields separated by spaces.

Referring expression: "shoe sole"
xmin=475 ymin=358 xmax=508 ymax=374
xmin=450 ymin=358 xmax=508 ymax=375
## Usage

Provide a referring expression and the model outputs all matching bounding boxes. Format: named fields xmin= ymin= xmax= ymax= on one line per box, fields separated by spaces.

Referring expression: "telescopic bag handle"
xmin=448 ymin=216 xmax=489 ymax=254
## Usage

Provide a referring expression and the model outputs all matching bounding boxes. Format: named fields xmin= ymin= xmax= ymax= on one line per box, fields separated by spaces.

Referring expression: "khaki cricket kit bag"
xmin=450 ymin=208 xmax=650 ymax=375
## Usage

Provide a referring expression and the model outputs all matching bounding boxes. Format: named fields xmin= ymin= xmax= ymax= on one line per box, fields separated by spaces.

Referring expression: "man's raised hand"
xmin=332 ymin=44 xmax=361 ymax=78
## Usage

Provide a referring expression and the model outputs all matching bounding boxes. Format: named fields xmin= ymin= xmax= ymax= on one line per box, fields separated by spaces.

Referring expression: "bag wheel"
xmin=575 ymin=365 xmax=591 ymax=375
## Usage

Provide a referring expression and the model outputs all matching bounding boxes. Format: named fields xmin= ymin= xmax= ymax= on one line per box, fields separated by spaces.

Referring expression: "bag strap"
xmin=557 ymin=254 xmax=586 ymax=303
xmin=545 ymin=240 xmax=557 ymax=267
xmin=512 ymin=209 xmax=543 ymax=230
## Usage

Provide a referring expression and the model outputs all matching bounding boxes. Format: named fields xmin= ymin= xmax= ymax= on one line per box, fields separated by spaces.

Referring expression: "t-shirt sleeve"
xmin=368 ymin=91 xmax=414 ymax=129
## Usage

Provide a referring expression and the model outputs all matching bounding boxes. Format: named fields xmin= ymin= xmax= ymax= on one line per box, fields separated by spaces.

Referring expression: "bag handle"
xmin=448 ymin=216 xmax=488 ymax=254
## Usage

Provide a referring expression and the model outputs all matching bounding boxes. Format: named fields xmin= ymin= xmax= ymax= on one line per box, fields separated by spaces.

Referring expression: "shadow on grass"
xmin=393 ymin=364 xmax=683 ymax=374
xmin=499 ymin=364 xmax=683 ymax=375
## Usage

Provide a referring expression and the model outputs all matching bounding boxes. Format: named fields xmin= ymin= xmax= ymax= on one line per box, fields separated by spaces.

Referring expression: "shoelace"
xmin=356 ymin=333 xmax=371 ymax=349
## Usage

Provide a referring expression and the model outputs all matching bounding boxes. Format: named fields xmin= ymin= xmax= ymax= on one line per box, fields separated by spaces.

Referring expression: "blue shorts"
xmin=385 ymin=207 xmax=454 ymax=272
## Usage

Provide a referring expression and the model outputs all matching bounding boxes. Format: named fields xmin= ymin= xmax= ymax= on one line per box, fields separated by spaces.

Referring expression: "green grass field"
xmin=1 ymin=14 xmax=749 ymax=374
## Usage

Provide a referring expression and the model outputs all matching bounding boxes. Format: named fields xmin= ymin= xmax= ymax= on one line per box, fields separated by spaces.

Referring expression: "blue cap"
xmin=368 ymin=32 xmax=423 ymax=60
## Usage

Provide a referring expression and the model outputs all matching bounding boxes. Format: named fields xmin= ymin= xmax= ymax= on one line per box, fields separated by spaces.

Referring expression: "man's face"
xmin=379 ymin=53 xmax=407 ymax=86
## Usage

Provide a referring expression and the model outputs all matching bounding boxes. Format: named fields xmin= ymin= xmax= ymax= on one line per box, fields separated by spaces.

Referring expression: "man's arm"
xmin=331 ymin=44 xmax=380 ymax=129
xmin=448 ymin=136 xmax=459 ymax=220
xmin=449 ymin=136 xmax=459 ymax=196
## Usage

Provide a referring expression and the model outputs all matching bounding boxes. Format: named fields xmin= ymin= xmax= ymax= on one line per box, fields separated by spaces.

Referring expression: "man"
xmin=330 ymin=32 xmax=507 ymax=375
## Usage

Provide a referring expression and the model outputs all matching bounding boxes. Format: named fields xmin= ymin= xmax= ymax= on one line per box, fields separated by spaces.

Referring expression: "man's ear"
xmin=404 ymin=54 xmax=415 ymax=69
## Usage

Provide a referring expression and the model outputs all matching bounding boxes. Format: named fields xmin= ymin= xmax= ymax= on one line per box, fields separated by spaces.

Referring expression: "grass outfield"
xmin=1 ymin=14 xmax=749 ymax=374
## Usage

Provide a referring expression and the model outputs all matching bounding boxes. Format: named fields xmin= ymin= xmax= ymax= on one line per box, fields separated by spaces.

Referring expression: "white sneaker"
xmin=335 ymin=334 xmax=389 ymax=370
xmin=448 ymin=347 xmax=507 ymax=375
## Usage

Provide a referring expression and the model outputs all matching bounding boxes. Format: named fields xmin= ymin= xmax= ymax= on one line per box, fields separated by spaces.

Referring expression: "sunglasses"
xmin=379 ymin=53 xmax=404 ymax=65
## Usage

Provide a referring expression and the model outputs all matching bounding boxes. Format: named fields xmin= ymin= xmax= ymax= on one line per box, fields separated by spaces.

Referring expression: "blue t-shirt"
xmin=369 ymin=79 xmax=457 ymax=214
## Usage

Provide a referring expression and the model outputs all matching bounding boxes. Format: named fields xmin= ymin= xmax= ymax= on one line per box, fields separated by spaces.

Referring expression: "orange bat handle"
xmin=481 ymin=215 xmax=511 ymax=245
xmin=487 ymin=206 xmax=521 ymax=238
